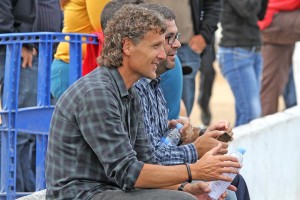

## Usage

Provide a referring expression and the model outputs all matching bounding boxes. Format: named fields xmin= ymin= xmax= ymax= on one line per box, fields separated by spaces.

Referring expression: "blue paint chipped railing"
xmin=0 ymin=32 xmax=98 ymax=200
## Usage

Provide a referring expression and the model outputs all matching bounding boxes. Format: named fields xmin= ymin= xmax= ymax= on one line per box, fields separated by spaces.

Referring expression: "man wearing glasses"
xmin=134 ymin=4 xmax=236 ymax=199
xmin=135 ymin=2 xmax=230 ymax=166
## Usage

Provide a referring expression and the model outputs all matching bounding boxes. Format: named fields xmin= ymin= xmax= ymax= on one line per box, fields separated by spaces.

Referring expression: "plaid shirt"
xmin=134 ymin=78 xmax=197 ymax=166
xmin=46 ymin=67 xmax=156 ymax=200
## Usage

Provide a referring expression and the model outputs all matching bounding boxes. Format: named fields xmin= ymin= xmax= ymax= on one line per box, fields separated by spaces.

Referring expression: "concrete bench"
xmin=16 ymin=190 xmax=46 ymax=200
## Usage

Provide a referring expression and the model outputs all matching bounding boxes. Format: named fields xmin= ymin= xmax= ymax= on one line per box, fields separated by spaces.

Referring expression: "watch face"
xmin=217 ymin=132 xmax=232 ymax=142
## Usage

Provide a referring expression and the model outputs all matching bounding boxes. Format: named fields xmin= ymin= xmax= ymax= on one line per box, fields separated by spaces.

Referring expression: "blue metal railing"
xmin=0 ymin=32 xmax=98 ymax=200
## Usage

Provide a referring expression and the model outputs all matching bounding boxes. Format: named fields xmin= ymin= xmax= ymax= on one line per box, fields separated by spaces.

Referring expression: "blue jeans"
xmin=227 ymin=190 xmax=237 ymax=200
xmin=283 ymin=66 xmax=297 ymax=108
xmin=218 ymin=47 xmax=262 ymax=126
xmin=0 ymin=48 xmax=37 ymax=192
xmin=177 ymin=44 xmax=201 ymax=116
xmin=50 ymin=59 xmax=70 ymax=100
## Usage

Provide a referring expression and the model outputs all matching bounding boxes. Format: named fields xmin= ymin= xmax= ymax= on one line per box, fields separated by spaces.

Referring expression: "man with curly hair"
xmin=45 ymin=4 xmax=240 ymax=200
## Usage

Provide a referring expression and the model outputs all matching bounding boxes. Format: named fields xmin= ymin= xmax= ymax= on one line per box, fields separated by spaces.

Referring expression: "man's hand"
xmin=193 ymin=130 xmax=228 ymax=158
xmin=206 ymin=120 xmax=232 ymax=134
xmin=195 ymin=184 xmax=237 ymax=200
xmin=184 ymin=181 xmax=237 ymax=200
xmin=168 ymin=118 xmax=197 ymax=144
xmin=168 ymin=118 xmax=189 ymax=130
xmin=206 ymin=120 xmax=233 ymax=142
xmin=21 ymin=47 xmax=36 ymax=68
xmin=190 ymin=144 xmax=241 ymax=182
xmin=189 ymin=34 xmax=207 ymax=54
xmin=184 ymin=181 xmax=210 ymax=196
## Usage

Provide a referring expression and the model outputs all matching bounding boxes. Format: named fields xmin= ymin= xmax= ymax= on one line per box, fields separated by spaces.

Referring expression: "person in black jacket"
xmin=181 ymin=0 xmax=221 ymax=117
xmin=218 ymin=0 xmax=267 ymax=127
xmin=0 ymin=0 xmax=62 ymax=192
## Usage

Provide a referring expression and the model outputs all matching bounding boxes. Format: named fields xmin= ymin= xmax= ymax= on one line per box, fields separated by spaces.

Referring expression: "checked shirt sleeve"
xmin=135 ymin=79 xmax=198 ymax=166
xmin=152 ymin=138 xmax=198 ymax=165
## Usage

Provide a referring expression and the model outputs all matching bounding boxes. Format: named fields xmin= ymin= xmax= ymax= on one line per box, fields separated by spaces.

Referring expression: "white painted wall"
xmin=293 ymin=42 xmax=300 ymax=104
xmin=229 ymin=106 xmax=300 ymax=200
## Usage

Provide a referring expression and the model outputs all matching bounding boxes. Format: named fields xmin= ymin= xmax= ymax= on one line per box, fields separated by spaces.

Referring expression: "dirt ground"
xmin=189 ymin=62 xmax=236 ymax=127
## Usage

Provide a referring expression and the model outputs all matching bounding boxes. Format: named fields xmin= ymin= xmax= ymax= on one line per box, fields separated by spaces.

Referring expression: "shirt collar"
xmin=106 ymin=67 xmax=130 ymax=98
xmin=149 ymin=77 xmax=161 ymax=90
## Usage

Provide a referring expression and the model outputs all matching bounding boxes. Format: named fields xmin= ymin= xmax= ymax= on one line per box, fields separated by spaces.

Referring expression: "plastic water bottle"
xmin=160 ymin=123 xmax=183 ymax=146
xmin=208 ymin=147 xmax=246 ymax=200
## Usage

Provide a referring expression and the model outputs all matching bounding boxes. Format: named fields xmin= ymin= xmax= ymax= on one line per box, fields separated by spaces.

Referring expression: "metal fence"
xmin=0 ymin=32 xmax=98 ymax=200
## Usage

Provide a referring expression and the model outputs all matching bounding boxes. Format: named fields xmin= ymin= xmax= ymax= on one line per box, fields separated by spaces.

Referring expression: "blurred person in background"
xmin=259 ymin=0 xmax=300 ymax=116
xmin=197 ymin=35 xmax=216 ymax=126
xmin=282 ymin=67 xmax=297 ymax=109
xmin=50 ymin=0 xmax=110 ymax=100
xmin=217 ymin=0 xmax=268 ymax=126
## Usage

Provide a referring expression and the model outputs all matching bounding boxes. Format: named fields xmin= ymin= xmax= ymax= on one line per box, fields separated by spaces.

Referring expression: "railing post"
xmin=69 ymin=34 xmax=82 ymax=85
xmin=1 ymin=42 xmax=22 ymax=200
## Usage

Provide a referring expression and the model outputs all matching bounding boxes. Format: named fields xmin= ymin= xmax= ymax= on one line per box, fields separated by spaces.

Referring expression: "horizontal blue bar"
xmin=0 ymin=32 xmax=98 ymax=45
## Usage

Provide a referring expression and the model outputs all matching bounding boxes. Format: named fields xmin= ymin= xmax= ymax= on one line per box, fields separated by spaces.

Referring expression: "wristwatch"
xmin=178 ymin=182 xmax=189 ymax=191
xmin=198 ymin=128 xmax=207 ymax=136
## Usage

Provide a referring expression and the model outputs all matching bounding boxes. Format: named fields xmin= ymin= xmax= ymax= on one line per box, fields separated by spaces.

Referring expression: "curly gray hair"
xmin=98 ymin=4 xmax=167 ymax=68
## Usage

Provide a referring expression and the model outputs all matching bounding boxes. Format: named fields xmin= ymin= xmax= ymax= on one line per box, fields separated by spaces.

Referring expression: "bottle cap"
xmin=237 ymin=147 xmax=246 ymax=155
xmin=175 ymin=123 xmax=183 ymax=130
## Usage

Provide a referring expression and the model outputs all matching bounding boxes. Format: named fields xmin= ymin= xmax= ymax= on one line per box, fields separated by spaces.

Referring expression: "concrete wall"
xmin=293 ymin=42 xmax=300 ymax=104
xmin=229 ymin=106 xmax=300 ymax=200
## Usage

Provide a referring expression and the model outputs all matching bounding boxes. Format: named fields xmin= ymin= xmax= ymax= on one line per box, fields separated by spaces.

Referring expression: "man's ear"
xmin=122 ymin=37 xmax=132 ymax=56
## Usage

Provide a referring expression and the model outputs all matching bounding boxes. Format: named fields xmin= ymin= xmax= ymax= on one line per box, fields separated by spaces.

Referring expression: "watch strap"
xmin=178 ymin=182 xmax=189 ymax=191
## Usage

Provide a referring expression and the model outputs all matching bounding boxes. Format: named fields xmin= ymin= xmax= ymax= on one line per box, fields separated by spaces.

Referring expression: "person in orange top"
xmin=258 ymin=0 xmax=300 ymax=116
xmin=50 ymin=0 xmax=110 ymax=100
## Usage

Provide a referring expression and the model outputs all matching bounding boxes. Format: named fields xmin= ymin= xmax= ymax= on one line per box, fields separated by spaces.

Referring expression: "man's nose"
xmin=172 ymin=39 xmax=181 ymax=49
xmin=158 ymin=46 xmax=166 ymax=60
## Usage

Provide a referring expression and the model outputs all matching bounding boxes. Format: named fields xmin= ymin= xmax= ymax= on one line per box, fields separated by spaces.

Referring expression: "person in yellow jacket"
xmin=51 ymin=0 xmax=110 ymax=100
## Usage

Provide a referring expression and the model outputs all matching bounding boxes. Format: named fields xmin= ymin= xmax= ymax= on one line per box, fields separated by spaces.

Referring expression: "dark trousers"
xmin=260 ymin=9 xmax=300 ymax=116
xmin=232 ymin=174 xmax=250 ymax=200
xmin=198 ymin=36 xmax=216 ymax=125
xmin=198 ymin=36 xmax=216 ymax=112
xmin=92 ymin=189 xmax=197 ymax=200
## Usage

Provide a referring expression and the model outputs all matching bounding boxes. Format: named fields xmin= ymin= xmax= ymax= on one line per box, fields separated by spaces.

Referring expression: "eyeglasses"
xmin=165 ymin=33 xmax=181 ymax=45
